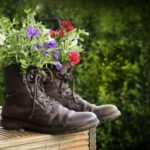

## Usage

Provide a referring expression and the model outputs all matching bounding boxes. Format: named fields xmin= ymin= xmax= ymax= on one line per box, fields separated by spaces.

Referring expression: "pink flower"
xmin=68 ymin=52 xmax=80 ymax=65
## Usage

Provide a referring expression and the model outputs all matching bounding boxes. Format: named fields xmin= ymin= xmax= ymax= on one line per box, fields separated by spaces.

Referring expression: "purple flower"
xmin=44 ymin=40 xmax=57 ymax=48
xmin=26 ymin=27 xmax=39 ymax=38
xmin=34 ymin=44 xmax=42 ymax=49
xmin=44 ymin=50 xmax=50 ymax=56
xmin=52 ymin=49 xmax=60 ymax=60
xmin=55 ymin=62 xmax=62 ymax=71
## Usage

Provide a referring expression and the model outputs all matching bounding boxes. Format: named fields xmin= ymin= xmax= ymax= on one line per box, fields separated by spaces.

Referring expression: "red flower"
xmin=57 ymin=29 xmax=64 ymax=38
xmin=49 ymin=30 xmax=56 ymax=38
xmin=61 ymin=21 xmax=74 ymax=32
xmin=68 ymin=52 xmax=80 ymax=65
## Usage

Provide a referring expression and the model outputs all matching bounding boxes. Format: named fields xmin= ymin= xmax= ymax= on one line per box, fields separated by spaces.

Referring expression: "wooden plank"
xmin=65 ymin=146 xmax=89 ymax=150
xmin=0 ymin=125 xmax=88 ymax=145
xmin=0 ymin=132 xmax=89 ymax=148
xmin=33 ymin=146 xmax=59 ymax=150
xmin=61 ymin=140 xmax=89 ymax=150
xmin=3 ymin=140 xmax=89 ymax=150
xmin=27 ymin=142 xmax=89 ymax=150
xmin=2 ymin=134 xmax=88 ymax=150
xmin=33 ymin=145 xmax=89 ymax=150
xmin=89 ymin=127 xmax=96 ymax=150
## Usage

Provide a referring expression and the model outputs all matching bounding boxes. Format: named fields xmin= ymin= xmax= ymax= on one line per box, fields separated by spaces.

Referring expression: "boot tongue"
xmin=60 ymin=61 xmax=72 ymax=75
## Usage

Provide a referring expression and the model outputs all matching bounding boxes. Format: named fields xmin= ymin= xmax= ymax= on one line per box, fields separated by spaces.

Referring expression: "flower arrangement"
xmin=0 ymin=9 xmax=88 ymax=72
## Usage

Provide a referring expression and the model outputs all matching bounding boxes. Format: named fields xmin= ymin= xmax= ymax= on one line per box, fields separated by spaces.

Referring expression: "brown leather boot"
xmin=1 ymin=64 xmax=99 ymax=134
xmin=44 ymin=62 xmax=121 ymax=123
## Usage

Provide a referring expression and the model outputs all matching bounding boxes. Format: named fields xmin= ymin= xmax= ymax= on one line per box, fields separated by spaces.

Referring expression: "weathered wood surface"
xmin=0 ymin=106 xmax=96 ymax=150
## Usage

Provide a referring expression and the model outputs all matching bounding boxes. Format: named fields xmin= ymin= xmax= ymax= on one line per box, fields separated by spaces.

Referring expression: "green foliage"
xmin=0 ymin=0 xmax=150 ymax=150
xmin=0 ymin=9 xmax=53 ymax=71
xmin=0 ymin=7 xmax=87 ymax=72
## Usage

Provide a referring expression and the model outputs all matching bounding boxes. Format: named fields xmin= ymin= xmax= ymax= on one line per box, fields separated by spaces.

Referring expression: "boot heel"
xmin=1 ymin=118 xmax=25 ymax=130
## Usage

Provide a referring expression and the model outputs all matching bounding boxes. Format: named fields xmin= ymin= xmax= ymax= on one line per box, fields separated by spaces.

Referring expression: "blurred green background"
xmin=0 ymin=0 xmax=150 ymax=149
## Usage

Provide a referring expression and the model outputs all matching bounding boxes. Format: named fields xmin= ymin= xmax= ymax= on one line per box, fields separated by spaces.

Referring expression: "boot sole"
xmin=101 ymin=110 xmax=121 ymax=123
xmin=1 ymin=117 xmax=99 ymax=134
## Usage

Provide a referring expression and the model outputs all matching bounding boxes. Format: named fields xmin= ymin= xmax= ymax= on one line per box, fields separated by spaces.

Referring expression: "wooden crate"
xmin=0 ymin=106 xmax=96 ymax=150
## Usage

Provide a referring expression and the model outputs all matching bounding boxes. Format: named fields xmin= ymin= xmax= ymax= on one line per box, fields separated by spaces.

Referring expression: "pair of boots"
xmin=1 ymin=63 xmax=121 ymax=134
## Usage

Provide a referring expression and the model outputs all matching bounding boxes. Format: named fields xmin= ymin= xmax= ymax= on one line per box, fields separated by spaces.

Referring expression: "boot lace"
xmin=23 ymin=68 xmax=57 ymax=120
xmin=44 ymin=67 xmax=78 ymax=103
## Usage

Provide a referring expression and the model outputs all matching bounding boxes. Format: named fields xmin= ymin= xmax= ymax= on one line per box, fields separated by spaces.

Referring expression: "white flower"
xmin=43 ymin=28 xmax=50 ymax=36
xmin=7 ymin=45 xmax=11 ymax=48
xmin=49 ymin=38 xmax=55 ymax=41
xmin=71 ymin=39 xmax=78 ymax=47
xmin=43 ymin=28 xmax=55 ymax=40
xmin=0 ymin=33 xmax=6 ymax=45
xmin=45 ymin=38 xmax=55 ymax=43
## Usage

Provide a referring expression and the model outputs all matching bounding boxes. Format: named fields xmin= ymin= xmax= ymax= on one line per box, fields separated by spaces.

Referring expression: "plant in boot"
xmin=44 ymin=61 xmax=121 ymax=124
xmin=0 ymin=8 xmax=88 ymax=73
xmin=1 ymin=64 xmax=99 ymax=134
